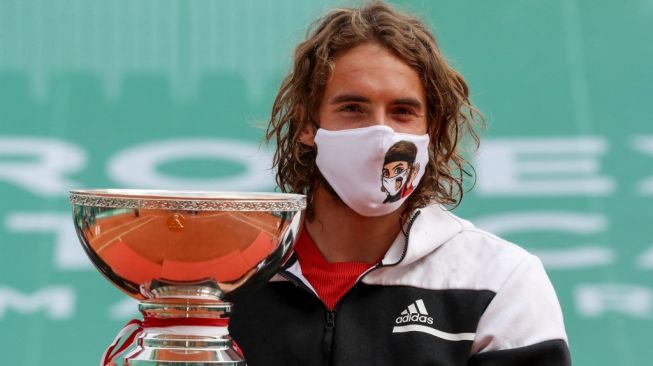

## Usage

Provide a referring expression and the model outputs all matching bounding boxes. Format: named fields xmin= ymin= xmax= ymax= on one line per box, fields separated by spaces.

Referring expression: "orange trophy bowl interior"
xmin=82 ymin=209 xmax=285 ymax=288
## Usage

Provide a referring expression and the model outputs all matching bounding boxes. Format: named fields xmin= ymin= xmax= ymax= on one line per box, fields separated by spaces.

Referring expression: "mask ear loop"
xmin=308 ymin=115 xmax=320 ymax=131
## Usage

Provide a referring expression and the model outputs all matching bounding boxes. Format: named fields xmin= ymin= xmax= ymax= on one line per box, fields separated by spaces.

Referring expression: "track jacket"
xmin=230 ymin=204 xmax=571 ymax=365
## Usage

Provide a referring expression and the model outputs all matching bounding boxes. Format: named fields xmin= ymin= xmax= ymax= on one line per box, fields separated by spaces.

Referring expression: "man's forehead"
xmin=324 ymin=43 xmax=426 ymax=101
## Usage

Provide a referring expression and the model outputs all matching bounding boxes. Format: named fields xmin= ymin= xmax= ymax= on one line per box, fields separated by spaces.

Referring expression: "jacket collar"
xmin=381 ymin=204 xmax=467 ymax=267
xmin=274 ymin=204 xmax=468 ymax=287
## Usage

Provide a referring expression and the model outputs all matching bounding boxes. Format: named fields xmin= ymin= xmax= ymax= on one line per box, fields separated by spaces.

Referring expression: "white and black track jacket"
xmin=230 ymin=204 xmax=571 ymax=365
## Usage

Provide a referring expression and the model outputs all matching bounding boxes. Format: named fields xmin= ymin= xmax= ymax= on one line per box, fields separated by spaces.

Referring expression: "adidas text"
xmin=395 ymin=314 xmax=433 ymax=325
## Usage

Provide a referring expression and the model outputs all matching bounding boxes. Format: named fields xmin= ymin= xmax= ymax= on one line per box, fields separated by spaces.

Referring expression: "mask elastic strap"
xmin=308 ymin=115 xmax=320 ymax=131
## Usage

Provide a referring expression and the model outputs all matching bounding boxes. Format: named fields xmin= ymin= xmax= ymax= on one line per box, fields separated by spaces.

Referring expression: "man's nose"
xmin=370 ymin=108 xmax=391 ymax=127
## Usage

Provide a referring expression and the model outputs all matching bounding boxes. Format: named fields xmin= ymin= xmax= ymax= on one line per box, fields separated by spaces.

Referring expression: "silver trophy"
xmin=70 ymin=189 xmax=306 ymax=365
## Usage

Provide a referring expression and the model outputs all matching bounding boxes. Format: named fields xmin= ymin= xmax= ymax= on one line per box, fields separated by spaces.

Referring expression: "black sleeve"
xmin=468 ymin=339 xmax=571 ymax=366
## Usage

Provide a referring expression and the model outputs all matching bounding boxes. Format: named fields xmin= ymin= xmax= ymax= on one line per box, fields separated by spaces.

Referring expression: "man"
xmin=230 ymin=1 xmax=571 ymax=365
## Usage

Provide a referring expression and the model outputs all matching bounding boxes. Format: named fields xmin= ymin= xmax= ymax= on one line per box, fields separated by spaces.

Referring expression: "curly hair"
xmin=266 ymin=0 xmax=482 ymax=221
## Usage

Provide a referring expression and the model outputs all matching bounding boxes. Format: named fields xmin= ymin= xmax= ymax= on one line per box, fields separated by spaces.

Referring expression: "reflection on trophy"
xmin=70 ymin=189 xmax=306 ymax=365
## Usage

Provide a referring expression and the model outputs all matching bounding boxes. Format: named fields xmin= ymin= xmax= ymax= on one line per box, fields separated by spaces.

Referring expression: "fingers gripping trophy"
xmin=69 ymin=189 xmax=305 ymax=365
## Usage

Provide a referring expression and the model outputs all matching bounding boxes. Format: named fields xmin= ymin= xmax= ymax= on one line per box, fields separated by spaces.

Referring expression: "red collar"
xmin=293 ymin=227 xmax=376 ymax=310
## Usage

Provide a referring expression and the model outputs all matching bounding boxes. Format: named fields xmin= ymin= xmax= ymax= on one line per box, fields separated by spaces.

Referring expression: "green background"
xmin=0 ymin=0 xmax=651 ymax=365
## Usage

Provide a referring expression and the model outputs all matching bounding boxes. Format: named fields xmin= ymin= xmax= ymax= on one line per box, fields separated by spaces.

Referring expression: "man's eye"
xmin=382 ymin=169 xmax=390 ymax=178
xmin=394 ymin=167 xmax=405 ymax=175
xmin=393 ymin=107 xmax=415 ymax=115
xmin=341 ymin=104 xmax=362 ymax=112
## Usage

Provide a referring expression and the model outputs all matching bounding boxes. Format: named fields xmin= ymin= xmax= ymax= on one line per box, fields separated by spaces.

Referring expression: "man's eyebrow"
xmin=392 ymin=98 xmax=423 ymax=109
xmin=329 ymin=94 xmax=424 ymax=109
xmin=330 ymin=94 xmax=370 ymax=104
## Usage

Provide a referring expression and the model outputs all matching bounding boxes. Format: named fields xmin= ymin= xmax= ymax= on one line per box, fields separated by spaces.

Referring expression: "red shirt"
xmin=293 ymin=228 xmax=377 ymax=310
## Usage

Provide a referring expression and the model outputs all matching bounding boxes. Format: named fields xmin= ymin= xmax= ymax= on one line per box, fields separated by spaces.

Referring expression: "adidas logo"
xmin=392 ymin=299 xmax=476 ymax=342
xmin=394 ymin=299 xmax=434 ymax=325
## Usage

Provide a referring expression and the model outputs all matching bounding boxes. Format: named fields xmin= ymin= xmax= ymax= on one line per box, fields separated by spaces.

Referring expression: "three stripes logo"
xmin=394 ymin=299 xmax=433 ymax=325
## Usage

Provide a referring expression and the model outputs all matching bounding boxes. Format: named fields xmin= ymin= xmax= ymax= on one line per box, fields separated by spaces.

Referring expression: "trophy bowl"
xmin=70 ymin=189 xmax=305 ymax=365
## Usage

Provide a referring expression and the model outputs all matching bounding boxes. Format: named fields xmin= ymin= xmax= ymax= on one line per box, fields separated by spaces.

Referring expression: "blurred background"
xmin=0 ymin=0 xmax=651 ymax=364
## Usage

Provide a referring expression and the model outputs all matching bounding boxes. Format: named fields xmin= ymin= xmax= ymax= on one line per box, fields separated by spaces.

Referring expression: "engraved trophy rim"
xmin=69 ymin=188 xmax=306 ymax=211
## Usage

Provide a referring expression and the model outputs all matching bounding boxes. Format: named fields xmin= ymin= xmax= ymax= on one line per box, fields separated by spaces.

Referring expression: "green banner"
xmin=0 ymin=1 xmax=650 ymax=365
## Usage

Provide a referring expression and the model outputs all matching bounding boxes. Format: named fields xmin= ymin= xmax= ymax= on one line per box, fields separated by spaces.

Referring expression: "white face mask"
xmin=314 ymin=125 xmax=430 ymax=217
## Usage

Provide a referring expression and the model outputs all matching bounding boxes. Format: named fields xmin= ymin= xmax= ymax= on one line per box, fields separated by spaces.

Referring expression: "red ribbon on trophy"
xmin=101 ymin=317 xmax=235 ymax=366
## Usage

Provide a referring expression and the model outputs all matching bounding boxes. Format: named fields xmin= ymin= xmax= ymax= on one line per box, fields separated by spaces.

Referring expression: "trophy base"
xmin=105 ymin=300 xmax=245 ymax=365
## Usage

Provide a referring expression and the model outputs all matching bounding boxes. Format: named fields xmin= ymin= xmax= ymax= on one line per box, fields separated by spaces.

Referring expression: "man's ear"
xmin=298 ymin=123 xmax=316 ymax=147
xmin=295 ymin=105 xmax=317 ymax=147
xmin=293 ymin=104 xmax=317 ymax=147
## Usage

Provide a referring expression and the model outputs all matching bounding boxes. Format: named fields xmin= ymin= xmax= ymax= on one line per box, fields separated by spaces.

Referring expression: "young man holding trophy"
xmin=230 ymin=1 xmax=571 ymax=365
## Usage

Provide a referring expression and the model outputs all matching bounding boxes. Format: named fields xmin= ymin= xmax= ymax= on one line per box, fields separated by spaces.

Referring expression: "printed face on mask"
xmin=383 ymin=162 xmax=409 ymax=191
xmin=381 ymin=140 xmax=420 ymax=203
xmin=382 ymin=162 xmax=410 ymax=199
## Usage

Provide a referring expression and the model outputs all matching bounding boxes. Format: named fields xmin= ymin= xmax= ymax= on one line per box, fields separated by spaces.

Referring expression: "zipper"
xmin=357 ymin=209 xmax=422 ymax=279
xmin=277 ymin=269 xmax=339 ymax=366
xmin=320 ymin=210 xmax=420 ymax=366
xmin=277 ymin=210 xmax=421 ymax=366
xmin=276 ymin=270 xmax=319 ymax=297
xmin=403 ymin=210 xmax=421 ymax=243
xmin=395 ymin=210 xmax=421 ymax=266
xmin=276 ymin=253 xmax=317 ymax=294
xmin=323 ymin=310 xmax=336 ymax=366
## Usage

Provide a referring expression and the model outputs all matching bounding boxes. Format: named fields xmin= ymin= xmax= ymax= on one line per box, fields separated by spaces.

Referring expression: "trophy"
xmin=69 ymin=189 xmax=306 ymax=365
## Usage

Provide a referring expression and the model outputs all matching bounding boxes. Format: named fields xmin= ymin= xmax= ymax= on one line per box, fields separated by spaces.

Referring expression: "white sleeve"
xmin=471 ymin=254 xmax=569 ymax=354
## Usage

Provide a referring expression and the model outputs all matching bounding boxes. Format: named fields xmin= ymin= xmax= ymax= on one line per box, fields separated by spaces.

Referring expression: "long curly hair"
xmin=266 ymin=0 xmax=482 ymax=221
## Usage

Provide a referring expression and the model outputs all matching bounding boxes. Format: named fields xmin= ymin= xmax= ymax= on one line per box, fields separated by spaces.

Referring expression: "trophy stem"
xmin=105 ymin=299 xmax=245 ymax=365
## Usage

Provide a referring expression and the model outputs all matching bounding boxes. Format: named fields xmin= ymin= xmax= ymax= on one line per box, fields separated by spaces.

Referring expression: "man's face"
xmin=315 ymin=42 xmax=428 ymax=135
